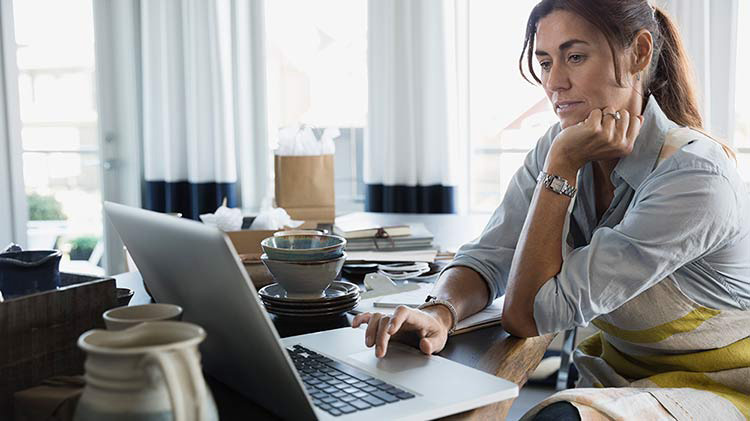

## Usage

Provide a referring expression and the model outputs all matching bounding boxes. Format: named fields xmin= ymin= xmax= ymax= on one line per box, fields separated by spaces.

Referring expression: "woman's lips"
xmin=555 ymin=101 xmax=584 ymax=116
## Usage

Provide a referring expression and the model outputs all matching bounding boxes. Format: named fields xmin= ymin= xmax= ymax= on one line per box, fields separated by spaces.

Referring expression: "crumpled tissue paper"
xmin=250 ymin=207 xmax=304 ymax=230
xmin=199 ymin=201 xmax=243 ymax=231
xmin=275 ymin=125 xmax=338 ymax=156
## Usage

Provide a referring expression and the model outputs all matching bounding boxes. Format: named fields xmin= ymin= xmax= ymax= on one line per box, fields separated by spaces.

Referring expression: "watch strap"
xmin=537 ymin=171 xmax=577 ymax=198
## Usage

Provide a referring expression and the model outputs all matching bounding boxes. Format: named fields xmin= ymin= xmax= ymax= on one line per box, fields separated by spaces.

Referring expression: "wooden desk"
xmin=115 ymin=212 xmax=555 ymax=420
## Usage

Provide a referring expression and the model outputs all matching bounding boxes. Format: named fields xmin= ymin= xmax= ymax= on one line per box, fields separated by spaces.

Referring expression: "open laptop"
xmin=104 ymin=202 xmax=517 ymax=420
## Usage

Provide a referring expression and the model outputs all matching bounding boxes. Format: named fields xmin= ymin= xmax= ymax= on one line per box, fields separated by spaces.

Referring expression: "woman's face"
xmin=535 ymin=10 xmax=636 ymax=129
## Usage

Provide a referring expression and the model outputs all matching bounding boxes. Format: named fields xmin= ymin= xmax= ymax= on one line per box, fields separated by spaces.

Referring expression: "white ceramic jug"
xmin=74 ymin=321 xmax=218 ymax=421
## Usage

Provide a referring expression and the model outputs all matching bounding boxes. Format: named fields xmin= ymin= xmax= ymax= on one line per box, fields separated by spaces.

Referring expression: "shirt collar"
xmin=611 ymin=97 xmax=679 ymax=190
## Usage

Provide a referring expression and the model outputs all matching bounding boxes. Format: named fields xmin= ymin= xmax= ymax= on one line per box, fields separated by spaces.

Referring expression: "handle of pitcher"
xmin=183 ymin=348 xmax=210 ymax=419
xmin=142 ymin=351 xmax=199 ymax=421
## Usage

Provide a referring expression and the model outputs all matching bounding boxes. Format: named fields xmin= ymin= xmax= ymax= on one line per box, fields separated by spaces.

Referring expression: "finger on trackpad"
xmin=346 ymin=345 xmax=434 ymax=374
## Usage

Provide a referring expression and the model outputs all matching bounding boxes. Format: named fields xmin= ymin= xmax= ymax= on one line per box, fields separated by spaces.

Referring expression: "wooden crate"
xmin=0 ymin=273 xmax=117 ymax=416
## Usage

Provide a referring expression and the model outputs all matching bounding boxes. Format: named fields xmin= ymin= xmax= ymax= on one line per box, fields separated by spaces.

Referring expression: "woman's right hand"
xmin=351 ymin=305 xmax=453 ymax=358
xmin=550 ymin=107 xmax=643 ymax=171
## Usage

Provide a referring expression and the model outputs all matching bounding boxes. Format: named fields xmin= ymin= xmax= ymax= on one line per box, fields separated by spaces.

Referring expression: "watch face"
xmin=551 ymin=178 xmax=564 ymax=190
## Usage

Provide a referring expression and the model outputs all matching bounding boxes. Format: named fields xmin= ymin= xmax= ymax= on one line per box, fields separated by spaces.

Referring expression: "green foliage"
xmin=69 ymin=236 xmax=99 ymax=260
xmin=27 ymin=193 xmax=66 ymax=221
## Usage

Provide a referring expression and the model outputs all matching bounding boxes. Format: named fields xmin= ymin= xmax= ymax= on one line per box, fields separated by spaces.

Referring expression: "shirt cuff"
xmin=441 ymin=256 xmax=499 ymax=308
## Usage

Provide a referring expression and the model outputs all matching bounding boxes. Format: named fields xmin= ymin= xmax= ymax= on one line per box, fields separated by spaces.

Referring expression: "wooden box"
xmin=0 ymin=273 xmax=117 ymax=416
xmin=226 ymin=230 xmax=278 ymax=289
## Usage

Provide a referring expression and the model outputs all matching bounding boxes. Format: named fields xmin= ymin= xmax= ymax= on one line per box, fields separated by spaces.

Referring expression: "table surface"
xmin=116 ymin=212 xmax=555 ymax=420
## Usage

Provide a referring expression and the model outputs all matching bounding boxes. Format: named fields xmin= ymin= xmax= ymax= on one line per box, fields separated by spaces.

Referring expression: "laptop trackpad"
xmin=347 ymin=345 xmax=431 ymax=374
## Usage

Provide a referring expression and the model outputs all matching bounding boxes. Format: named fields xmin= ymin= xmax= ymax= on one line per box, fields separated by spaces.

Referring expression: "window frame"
xmin=0 ymin=0 xmax=29 ymax=247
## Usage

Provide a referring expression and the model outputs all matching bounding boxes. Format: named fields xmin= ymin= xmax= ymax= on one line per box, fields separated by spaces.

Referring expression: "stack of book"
xmin=333 ymin=219 xmax=434 ymax=252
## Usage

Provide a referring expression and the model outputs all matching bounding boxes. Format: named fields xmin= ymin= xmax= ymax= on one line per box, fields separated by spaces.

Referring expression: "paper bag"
xmin=274 ymin=154 xmax=335 ymax=225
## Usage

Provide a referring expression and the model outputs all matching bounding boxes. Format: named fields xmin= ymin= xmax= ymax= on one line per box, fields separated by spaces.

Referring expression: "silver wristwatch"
xmin=537 ymin=171 xmax=577 ymax=198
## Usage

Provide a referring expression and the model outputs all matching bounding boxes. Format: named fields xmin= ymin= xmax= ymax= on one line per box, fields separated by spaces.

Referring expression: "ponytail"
xmin=650 ymin=7 xmax=736 ymax=161
xmin=648 ymin=7 xmax=702 ymax=128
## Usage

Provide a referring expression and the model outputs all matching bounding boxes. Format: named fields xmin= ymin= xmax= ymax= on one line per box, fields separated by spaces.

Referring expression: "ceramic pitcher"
xmin=74 ymin=321 xmax=218 ymax=421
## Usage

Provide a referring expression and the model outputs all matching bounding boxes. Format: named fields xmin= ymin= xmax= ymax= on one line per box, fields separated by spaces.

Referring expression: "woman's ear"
xmin=631 ymin=29 xmax=653 ymax=74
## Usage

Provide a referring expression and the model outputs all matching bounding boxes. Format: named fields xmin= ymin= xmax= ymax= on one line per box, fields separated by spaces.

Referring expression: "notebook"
xmin=333 ymin=214 xmax=411 ymax=239
xmin=344 ymin=223 xmax=434 ymax=251
xmin=351 ymin=282 xmax=504 ymax=335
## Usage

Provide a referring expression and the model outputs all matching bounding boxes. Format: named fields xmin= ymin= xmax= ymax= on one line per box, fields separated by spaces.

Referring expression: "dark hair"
xmin=519 ymin=0 xmax=702 ymax=128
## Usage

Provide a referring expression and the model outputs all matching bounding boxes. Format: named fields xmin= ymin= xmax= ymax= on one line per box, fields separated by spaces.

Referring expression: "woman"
xmin=352 ymin=1 xmax=750 ymax=419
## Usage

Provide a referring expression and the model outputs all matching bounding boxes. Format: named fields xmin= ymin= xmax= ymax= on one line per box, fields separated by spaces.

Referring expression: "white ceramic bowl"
xmin=260 ymin=253 xmax=346 ymax=299
xmin=260 ymin=234 xmax=346 ymax=262
xmin=103 ymin=303 xmax=183 ymax=330
xmin=273 ymin=229 xmax=324 ymax=237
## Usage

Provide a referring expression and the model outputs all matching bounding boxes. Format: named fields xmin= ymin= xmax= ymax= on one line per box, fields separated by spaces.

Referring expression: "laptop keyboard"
xmin=287 ymin=344 xmax=416 ymax=417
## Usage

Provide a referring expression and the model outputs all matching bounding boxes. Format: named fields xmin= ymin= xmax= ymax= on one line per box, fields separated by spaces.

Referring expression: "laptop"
xmin=104 ymin=202 xmax=517 ymax=420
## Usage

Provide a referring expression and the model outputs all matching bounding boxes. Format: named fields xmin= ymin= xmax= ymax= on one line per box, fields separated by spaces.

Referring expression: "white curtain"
xmin=365 ymin=0 xmax=460 ymax=212
xmin=141 ymin=0 xmax=269 ymax=218
xmin=654 ymin=0 xmax=739 ymax=141
xmin=142 ymin=0 xmax=237 ymax=187
xmin=232 ymin=0 xmax=272 ymax=213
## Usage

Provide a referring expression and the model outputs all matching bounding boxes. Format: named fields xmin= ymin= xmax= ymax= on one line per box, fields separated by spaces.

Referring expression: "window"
xmin=734 ymin=0 xmax=750 ymax=185
xmin=466 ymin=1 xmax=558 ymax=213
xmin=264 ymin=0 xmax=368 ymax=213
xmin=12 ymin=0 xmax=104 ymax=275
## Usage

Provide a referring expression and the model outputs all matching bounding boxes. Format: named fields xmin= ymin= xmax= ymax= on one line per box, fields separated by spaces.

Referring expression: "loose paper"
xmin=345 ymin=249 xmax=438 ymax=263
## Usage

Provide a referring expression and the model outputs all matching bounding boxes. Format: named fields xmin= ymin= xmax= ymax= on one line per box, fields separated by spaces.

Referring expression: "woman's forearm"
xmin=502 ymin=158 xmax=578 ymax=337
xmin=425 ymin=266 xmax=491 ymax=328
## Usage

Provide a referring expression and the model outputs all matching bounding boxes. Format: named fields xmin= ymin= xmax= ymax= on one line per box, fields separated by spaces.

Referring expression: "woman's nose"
xmin=544 ymin=63 xmax=570 ymax=92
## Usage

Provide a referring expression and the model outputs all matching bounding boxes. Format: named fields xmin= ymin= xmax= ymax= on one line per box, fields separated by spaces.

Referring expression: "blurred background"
xmin=0 ymin=0 xmax=747 ymax=276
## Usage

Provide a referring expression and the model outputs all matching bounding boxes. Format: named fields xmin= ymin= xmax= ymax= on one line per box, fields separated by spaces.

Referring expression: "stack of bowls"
xmin=259 ymin=234 xmax=359 ymax=318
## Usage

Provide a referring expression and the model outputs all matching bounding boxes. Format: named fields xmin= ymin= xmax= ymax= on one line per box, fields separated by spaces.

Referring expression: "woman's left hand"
xmin=549 ymin=107 xmax=644 ymax=171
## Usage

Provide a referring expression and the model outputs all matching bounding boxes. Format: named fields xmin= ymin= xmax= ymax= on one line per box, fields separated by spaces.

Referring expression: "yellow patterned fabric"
xmin=522 ymin=278 xmax=750 ymax=421
xmin=590 ymin=306 xmax=721 ymax=344
xmin=579 ymin=327 xmax=750 ymax=419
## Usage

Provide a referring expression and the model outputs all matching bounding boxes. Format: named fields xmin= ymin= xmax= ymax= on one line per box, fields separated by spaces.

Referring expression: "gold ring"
xmin=603 ymin=111 xmax=621 ymax=121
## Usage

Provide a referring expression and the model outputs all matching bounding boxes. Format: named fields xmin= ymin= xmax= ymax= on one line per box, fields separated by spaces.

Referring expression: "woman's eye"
xmin=539 ymin=61 xmax=552 ymax=71
xmin=568 ymin=54 xmax=585 ymax=63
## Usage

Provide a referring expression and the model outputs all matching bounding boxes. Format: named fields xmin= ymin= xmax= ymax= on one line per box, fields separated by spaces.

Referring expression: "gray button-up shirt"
xmin=447 ymin=98 xmax=750 ymax=335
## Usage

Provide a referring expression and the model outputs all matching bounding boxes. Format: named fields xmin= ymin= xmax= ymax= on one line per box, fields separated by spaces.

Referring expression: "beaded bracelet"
xmin=417 ymin=296 xmax=458 ymax=335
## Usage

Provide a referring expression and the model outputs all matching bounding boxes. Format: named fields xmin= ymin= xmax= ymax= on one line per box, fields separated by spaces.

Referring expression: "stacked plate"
xmin=258 ymin=280 xmax=360 ymax=319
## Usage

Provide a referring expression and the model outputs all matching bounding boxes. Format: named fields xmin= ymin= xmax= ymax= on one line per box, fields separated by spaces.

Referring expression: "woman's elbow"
xmin=502 ymin=305 xmax=540 ymax=338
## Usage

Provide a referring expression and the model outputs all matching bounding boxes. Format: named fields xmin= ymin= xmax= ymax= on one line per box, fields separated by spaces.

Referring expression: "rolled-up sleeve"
xmin=533 ymin=162 xmax=739 ymax=335
xmin=444 ymin=124 xmax=559 ymax=306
